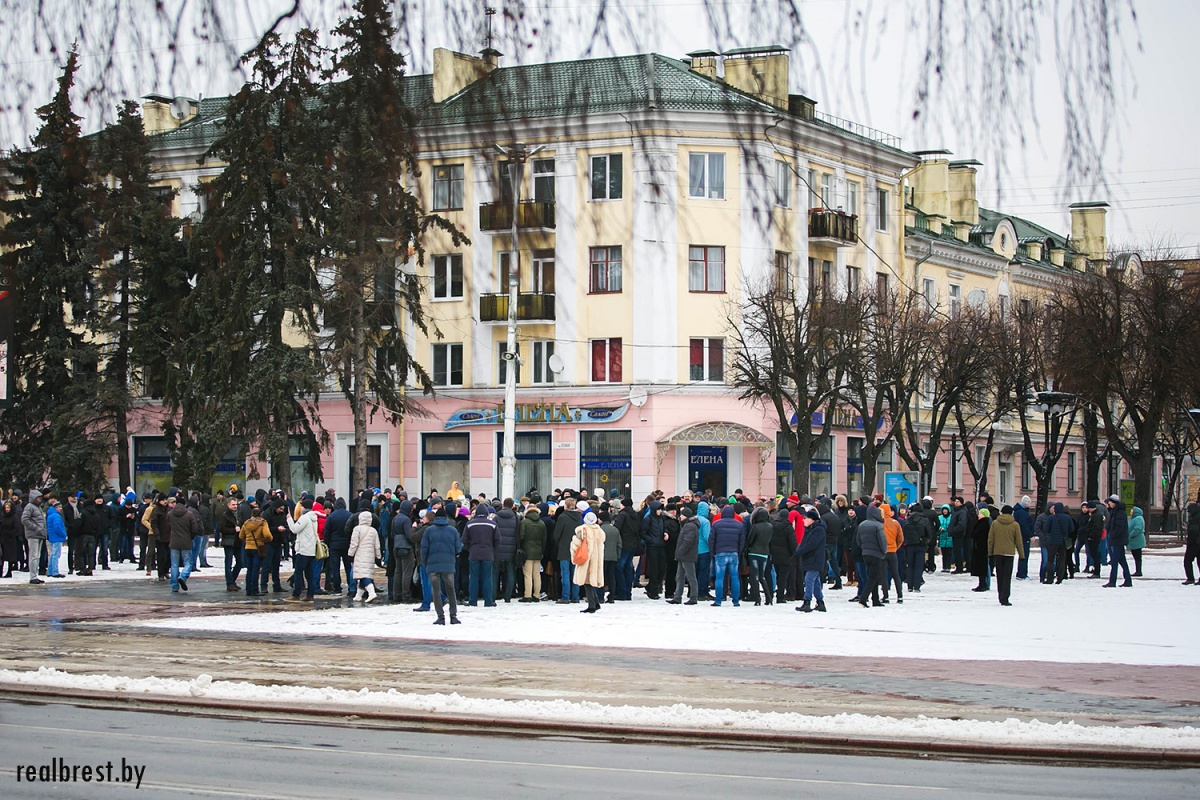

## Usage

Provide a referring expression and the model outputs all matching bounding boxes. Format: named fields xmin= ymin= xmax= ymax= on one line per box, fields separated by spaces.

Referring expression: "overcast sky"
xmin=4 ymin=0 xmax=1195 ymax=252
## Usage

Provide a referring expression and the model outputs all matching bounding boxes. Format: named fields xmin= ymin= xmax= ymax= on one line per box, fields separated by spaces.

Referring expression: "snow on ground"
xmin=1 ymin=666 xmax=1196 ymax=750
xmin=0 ymin=547 xmax=231 ymax=585
xmin=139 ymin=549 xmax=1200 ymax=667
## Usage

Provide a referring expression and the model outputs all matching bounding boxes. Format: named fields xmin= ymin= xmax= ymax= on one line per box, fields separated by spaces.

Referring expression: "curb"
xmin=3 ymin=683 xmax=1198 ymax=768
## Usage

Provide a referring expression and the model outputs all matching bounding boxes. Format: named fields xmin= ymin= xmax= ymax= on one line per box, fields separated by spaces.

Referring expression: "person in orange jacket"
xmin=881 ymin=503 xmax=904 ymax=604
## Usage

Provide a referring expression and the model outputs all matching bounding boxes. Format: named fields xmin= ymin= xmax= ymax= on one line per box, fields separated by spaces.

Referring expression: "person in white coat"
xmin=348 ymin=511 xmax=381 ymax=603
xmin=286 ymin=498 xmax=322 ymax=602
xmin=570 ymin=511 xmax=606 ymax=613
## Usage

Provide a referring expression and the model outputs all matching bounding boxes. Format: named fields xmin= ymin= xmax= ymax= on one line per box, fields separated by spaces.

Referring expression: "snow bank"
xmin=2 ymin=666 xmax=1196 ymax=750
xmin=142 ymin=549 xmax=1200 ymax=666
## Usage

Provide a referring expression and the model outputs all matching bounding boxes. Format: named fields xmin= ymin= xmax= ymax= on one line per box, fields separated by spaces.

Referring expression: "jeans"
xmin=712 ymin=552 xmax=740 ymax=605
xmin=903 ymin=545 xmax=925 ymax=590
xmin=771 ymin=557 xmax=792 ymax=601
xmin=883 ymin=552 xmax=903 ymax=599
xmin=1107 ymin=544 xmax=1131 ymax=585
xmin=191 ymin=535 xmax=208 ymax=569
xmin=558 ymin=560 xmax=580 ymax=601
xmin=695 ymin=552 xmax=712 ymax=597
xmin=244 ymin=550 xmax=262 ymax=595
xmin=260 ymin=542 xmax=284 ymax=590
xmin=291 ymin=553 xmax=321 ymax=598
xmin=952 ymin=537 xmax=966 ymax=570
xmin=97 ymin=533 xmax=110 ymax=568
xmin=825 ymin=543 xmax=840 ymax=584
xmin=169 ymin=547 xmax=193 ymax=591
xmin=224 ymin=544 xmax=244 ymax=588
xmin=616 ymin=547 xmax=636 ymax=600
xmin=747 ymin=554 xmax=770 ymax=602
xmin=417 ymin=565 xmax=433 ymax=609
xmin=803 ymin=569 xmax=824 ymax=603
xmin=493 ymin=558 xmax=516 ymax=602
xmin=1184 ymin=541 xmax=1200 ymax=582
xmin=468 ymin=559 xmax=495 ymax=605
xmin=48 ymin=541 xmax=62 ymax=576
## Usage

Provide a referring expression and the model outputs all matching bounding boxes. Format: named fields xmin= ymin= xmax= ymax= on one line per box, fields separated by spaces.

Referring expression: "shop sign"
xmin=689 ymin=446 xmax=726 ymax=467
xmin=445 ymin=402 xmax=630 ymax=430
xmin=580 ymin=459 xmax=632 ymax=471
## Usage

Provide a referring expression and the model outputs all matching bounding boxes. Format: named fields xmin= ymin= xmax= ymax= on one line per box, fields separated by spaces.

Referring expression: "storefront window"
xmin=811 ymin=436 xmax=833 ymax=497
xmin=134 ymin=437 xmax=173 ymax=496
xmin=423 ymin=433 xmax=469 ymax=498
xmin=775 ymin=432 xmax=792 ymax=496
xmin=289 ymin=436 xmax=321 ymax=498
xmin=846 ymin=436 xmax=864 ymax=499
xmin=497 ymin=432 xmax=552 ymax=501
xmin=580 ymin=430 xmax=632 ymax=500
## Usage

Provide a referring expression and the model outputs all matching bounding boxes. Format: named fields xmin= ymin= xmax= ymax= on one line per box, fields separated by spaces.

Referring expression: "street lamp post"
xmin=494 ymin=142 xmax=543 ymax=503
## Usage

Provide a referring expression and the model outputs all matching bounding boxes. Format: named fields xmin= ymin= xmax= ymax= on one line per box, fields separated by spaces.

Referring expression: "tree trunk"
xmin=114 ymin=271 xmax=131 ymax=490
xmin=1132 ymin=448 xmax=1155 ymax=515
xmin=351 ymin=290 xmax=368 ymax=499
xmin=1083 ymin=407 xmax=1104 ymax=500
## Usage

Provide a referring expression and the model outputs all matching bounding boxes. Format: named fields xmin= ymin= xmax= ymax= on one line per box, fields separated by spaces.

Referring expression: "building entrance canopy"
xmin=655 ymin=422 xmax=774 ymax=488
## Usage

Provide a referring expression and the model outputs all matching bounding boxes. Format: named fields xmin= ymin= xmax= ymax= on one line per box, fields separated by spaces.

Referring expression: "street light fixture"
xmin=494 ymin=141 xmax=544 ymax=503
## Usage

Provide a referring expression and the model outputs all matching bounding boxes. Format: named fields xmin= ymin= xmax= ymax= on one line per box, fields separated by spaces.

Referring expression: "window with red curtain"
xmin=591 ymin=338 xmax=622 ymax=382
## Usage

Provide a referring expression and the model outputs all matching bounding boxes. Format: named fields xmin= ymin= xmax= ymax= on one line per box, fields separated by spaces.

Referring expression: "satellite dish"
xmin=547 ymin=353 xmax=565 ymax=374
xmin=628 ymin=386 xmax=648 ymax=407
xmin=169 ymin=97 xmax=194 ymax=121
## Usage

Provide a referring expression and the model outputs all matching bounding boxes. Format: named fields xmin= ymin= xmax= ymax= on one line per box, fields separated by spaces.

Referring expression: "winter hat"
xmin=679 ymin=506 xmax=694 ymax=518
xmin=1001 ymin=505 xmax=1014 ymax=515
xmin=805 ymin=509 xmax=821 ymax=521
xmin=978 ymin=508 xmax=991 ymax=518
xmin=1020 ymin=495 xmax=1032 ymax=506
xmin=1107 ymin=494 xmax=1120 ymax=504
xmin=787 ymin=494 xmax=800 ymax=505
xmin=435 ymin=506 xmax=448 ymax=518
xmin=125 ymin=491 xmax=137 ymax=503
xmin=583 ymin=511 xmax=598 ymax=525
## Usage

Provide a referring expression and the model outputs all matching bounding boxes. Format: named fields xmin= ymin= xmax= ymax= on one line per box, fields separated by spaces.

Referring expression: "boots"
xmin=365 ymin=583 xmax=378 ymax=603
xmin=354 ymin=587 xmax=368 ymax=602
xmin=816 ymin=600 xmax=827 ymax=612
xmin=796 ymin=599 xmax=812 ymax=613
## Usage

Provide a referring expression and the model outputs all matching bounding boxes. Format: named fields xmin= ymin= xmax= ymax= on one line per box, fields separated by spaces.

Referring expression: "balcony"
xmin=479 ymin=292 xmax=556 ymax=323
xmin=478 ymin=200 xmax=556 ymax=232
xmin=808 ymin=209 xmax=858 ymax=246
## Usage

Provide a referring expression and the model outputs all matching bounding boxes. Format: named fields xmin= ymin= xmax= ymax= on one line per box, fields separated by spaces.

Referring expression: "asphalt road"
xmin=0 ymin=700 xmax=1194 ymax=799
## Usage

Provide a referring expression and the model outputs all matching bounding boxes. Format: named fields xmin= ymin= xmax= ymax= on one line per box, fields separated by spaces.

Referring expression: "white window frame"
xmin=688 ymin=245 xmax=725 ymax=293
xmin=772 ymin=160 xmax=791 ymax=208
xmin=498 ymin=341 xmax=521 ymax=387
xmin=922 ymin=277 xmax=937 ymax=309
xmin=1067 ymin=451 xmax=1078 ymax=492
xmin=807 ymin=168 xmax=819 ymax=208
xmin=531 ymin=250 xmax=555 ymax=294
xmin=497 ymin=250 xmax=515 ymax=292
xmin=533 ymin=158 xmax=555 ymax=203
xmin=688 ymin=338 xmax=725 ymax=383
xmin=589 ymin=154 xmax=623 ymax=201
xmin=431 ymin=254 xmax=464 ymax=301
xmin=876 ymin=186 xmax=890 ymax=232
xmin=590 ymin=338 xmax=622 ymax=384
xmin=847 ymin=265 xmax=861 ymax=295
xmin=848 ymin=181 xmax=860 ymax=218
xmin=432 ymin=343 xmax=463 ymax=388
xmin=774 ymin=251 xmax=792 ymax=294
xmin=949 ymin=283 xmax=962 ymax=318
xmin=820 ymin=173 xmax=833 ymax=208
xmin=689 ymin=152 xmax=726 ymax=199
xmin=531 ymin=340 xmax=556 ymax=385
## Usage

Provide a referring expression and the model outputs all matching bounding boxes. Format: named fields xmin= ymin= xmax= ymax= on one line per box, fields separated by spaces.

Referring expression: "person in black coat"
xmin=970 ymin=508 xmax=992 ymax=592
xmin=324 ymin=498 xmax=354 ymax=595
xmin=795 ymin=509 xmax=827 ymax=612
xmin=1103 ymin=495 xmax=1133 ymax=587
xmin=768 ymin=505 xmax=797 ymax=603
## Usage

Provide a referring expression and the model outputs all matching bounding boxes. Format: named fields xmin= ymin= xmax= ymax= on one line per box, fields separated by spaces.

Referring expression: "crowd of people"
xmin=4 ymin=481 xmax=1195 ymax=619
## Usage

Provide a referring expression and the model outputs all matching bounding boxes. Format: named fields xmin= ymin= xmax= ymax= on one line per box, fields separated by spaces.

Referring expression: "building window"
xmin=820 ymin=173 xmax=833 ymax=208
xmin=949 ymin=283 xmax=962 ymax=318
xmin=808 ymin=258 xmax=832 ymax=295
xmin=533 ymin=158 xmax=555 ymax=203
xmin=876 ymin=186 xmax=889 ymax=232
xmin=432 ymin=254 xmax=463 ymax=300
xmin=496 ymin=251 xmax=515 ymax=292
xmin=589 ymin=246 xmax=623 ymax=293
xmin=773 ymin=251 xmax=792 ymax=294
xmin=432 ymin=164 xmax=464 ymax=211
xmin=590 ymin=154 xmax=622 ymax=200
xmin=591 ymin=338 xmax=622 ymax=383
xmin=847 ymin=266 xmax=861 ymax=295
xmin=848 ymin=181 xmax=860 ymax=217
xmin=772 ymin=160 xmax=790 ymax=208
xmin=922 ymin=277 xmax=937 ymax=308
xmin=688 ymin=245 xmax=725 ymax=292
xmin=689 ymin=338 xmax=724 ymax=383
xmin=875 ymin=272 xmax=890 ymax=305
xmin=531 ymin=340 xmax=556 ymax=385
xmin=497 ymin=160 xmax=515 ymax=205
xmin=432 ymin=343 xmax=463 ymax=387
xmin=1021 ymin=459 xmax=1033 ymax=493
xmin=497 ymin=432 xmax=552 ymax=502
xmin=688 ymin=152 xmax=725 ymax=199
xmin=498 ymin=341 xmax=521 ymax=386
xmin=998 ymin=294 xmax=1009 ymax=319
xmin=806 ymin=168 xmax=819 ymax=208
xmin=580 ymin=431 xmax=632 ymax=500
xmin=422 ymin=433 xmax=469 ymax=499
xmin=531 ymin=250 xmax=555 ymax=294
xmin=1019 ymin=297 xmax=1033 ymax=317
xmin=1067 ymin=451 xmax=1078 ymax=492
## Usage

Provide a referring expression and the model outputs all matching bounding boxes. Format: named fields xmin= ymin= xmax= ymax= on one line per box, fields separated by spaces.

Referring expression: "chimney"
xmin=1069 ymin=201 xmax=1109 ymax=266
xmin=720 ymin=45 xmax=789 ymax=110
xmin=433 ymin=47 xmax=492 ymax=103
xmin=686 ymin=49 xmax=719 ymax=80
xmin=908 ymin=150 xmax=953 ymax=221
xmin=947 ymin=159 xmax=982 ymax=226
xmin=480 ymin=47 xmax=501 ymax=74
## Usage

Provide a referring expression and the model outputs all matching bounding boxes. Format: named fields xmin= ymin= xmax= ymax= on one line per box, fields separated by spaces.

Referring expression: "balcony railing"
xmin=478 ymin=200 xmax=556 ymax=232
xmin=479 ymin=292 xmax=556 ymax=323
xmin=808 ymin=209 xmax=858 ymax=246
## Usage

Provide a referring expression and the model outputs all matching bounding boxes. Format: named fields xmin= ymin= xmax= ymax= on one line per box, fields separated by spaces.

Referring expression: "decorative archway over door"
xmin=655 ymin=421 xmax=775 ymax=490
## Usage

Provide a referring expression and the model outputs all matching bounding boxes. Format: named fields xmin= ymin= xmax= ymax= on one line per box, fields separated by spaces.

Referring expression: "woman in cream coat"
xmin=570 ymin=511 xmax=606 ymax=613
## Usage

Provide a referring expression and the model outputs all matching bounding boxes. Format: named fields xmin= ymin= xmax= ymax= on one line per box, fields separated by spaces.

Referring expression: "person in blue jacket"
xmin=1013 ymin=496 xmax=1035 ymax=580
xmin=422 ymin=505 xmax=463 ymax=625
xmin=45 ymin=497 xmax=68 ymax=579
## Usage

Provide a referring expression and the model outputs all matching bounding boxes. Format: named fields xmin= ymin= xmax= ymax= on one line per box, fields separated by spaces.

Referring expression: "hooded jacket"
xmin=988 ymin=512 xmax=1024 ymax=558
xmin=493 ymin=505 xmax=520 ymax=562
xmin=421 ymin=515 xmax=462 ymax=573
xmin=709 ymin=505 xmax=745 ymax=555
xmin=239 ymin=515 xmax=272 ymax=552
xmin=881 ymin=504 xmax=904 ymax=552
xmin=46 ymin=506 xmax=67 ymax=544
xmin=519 ymin=508 xmax=547 ymax=561
xmin=1012 ymin=503 xmax=1035 ymax=542
xmin=638 ymin=500 xmax=665 ymax=550
xmin=938 ymin=505 xmax=953 ymax=548
xmin=167 ymin=503 xmax=201 ymax=550
xmin=1127 ymin=507 xmax=1146 ymax=550
xmin=675 ymin=516 xmax=699 ymax=563
xmin=695 ymin=501 xmax=712 ymax=555
xmin=1043 ymin=503 xmax=1073 ymax=546
xmin=349 ymin=511 xmax=382 ymax=576
xmin=21 ymin=495 xmax=46 ymax=542
xmin=856 ymin=506 xmax=887 ymax=559
xmin=287 ymin=509 xmax=320 ymax=557
xmin=325 ymin=499 xmax=353 ymax=550
xmin=796 ymin=516 xmax=827 ymax=572
xmin=390 ymin=501 xmax=414 ymax=554
xmin=613 ymin=504 xmax=641 ymax=551
xmin=768 ymin=509 xmax=797 ymax=565
xmin=1106 ymin=500 xmax=1130 ymax=547
xmin=746 ymin=508 xmax=773 ymax=557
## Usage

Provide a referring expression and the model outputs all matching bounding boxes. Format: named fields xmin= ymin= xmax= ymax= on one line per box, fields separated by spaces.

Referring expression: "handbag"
xmin=515 ymin=548 xmax=526 ymax=567
xmin=572 ymin=534 xmax=589 ymax=566
xmin=314 ymin=536 xmax=329 ymax=560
